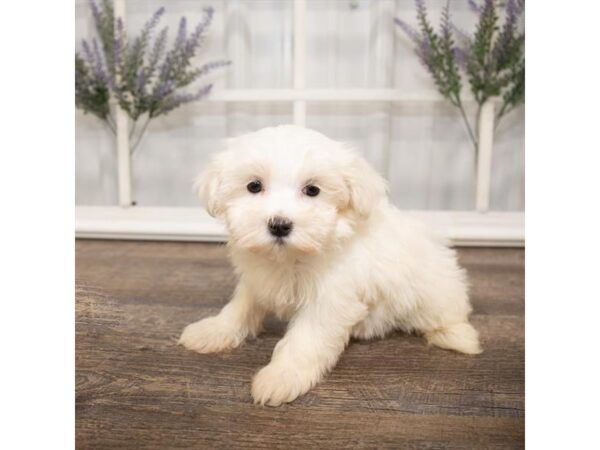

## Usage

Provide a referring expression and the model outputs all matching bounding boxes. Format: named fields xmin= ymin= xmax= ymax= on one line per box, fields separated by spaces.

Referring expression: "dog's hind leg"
xmin=424 ymin=322 xmax=482 ymax=355
xmin=350 ymin=303 xmax=396 ymax=340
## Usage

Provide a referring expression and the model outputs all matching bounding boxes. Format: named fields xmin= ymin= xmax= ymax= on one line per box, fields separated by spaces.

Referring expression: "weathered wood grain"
xmin=76 ymin=240 xmax=524 ymax=449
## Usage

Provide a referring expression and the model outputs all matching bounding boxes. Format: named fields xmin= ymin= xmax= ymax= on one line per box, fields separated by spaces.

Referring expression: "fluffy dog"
xmin=179 ymin=125 xmax=481 ymax=406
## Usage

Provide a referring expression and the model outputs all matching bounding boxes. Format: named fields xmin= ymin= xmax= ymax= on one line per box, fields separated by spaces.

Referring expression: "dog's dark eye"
xmin=303 ymin=184 xmax=320 ymax=197
xmin=247 ymin=180 xmax=263 ymax=194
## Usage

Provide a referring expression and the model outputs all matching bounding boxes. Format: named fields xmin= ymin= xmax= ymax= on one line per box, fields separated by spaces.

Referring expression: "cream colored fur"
xmin=179 ymin=125 xmax=481 ymax=406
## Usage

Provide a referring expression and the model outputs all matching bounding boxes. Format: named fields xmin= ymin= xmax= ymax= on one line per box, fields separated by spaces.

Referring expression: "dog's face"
xmin=197 ymin=125 xmax=386 ymax=258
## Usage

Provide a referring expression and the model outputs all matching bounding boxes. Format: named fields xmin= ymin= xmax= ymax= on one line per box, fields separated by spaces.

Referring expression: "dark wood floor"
xmin=76 ymin=240 xmax=524 ymax=449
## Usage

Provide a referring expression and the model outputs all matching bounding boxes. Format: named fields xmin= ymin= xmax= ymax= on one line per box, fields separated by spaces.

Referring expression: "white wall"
xmin=75 ymin=0 xmax=524 ymax=210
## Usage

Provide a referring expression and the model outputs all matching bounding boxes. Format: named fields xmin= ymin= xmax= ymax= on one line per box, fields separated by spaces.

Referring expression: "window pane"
xmin=308 ymin=102 xmax=524 ymax=211
xmin=306 ymin=0 xmax=372 ymax=88
xmin=131 ymin=103 xmax=292 ymax=207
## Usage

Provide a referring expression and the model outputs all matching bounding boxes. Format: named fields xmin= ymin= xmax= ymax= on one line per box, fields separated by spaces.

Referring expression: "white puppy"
xmin=179 ymin=125 xmax=481 ymax=406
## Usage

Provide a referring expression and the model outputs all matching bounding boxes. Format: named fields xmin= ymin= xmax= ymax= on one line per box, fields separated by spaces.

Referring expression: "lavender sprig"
xmin=394 ymin=18 xmax=420 ymax=44
xmin=468 ymin=0 xmax=482 ymax=14
xmin=113 ymin=18 xmax=125 ymax=75
xmin=186 ymin=7 xmax=214 ymax=55
xmin=90 ymin=0 xmax=116 ymax=71
xmin=395 ymin=0 xmax=525 ymax=152
xmin=75 ymin=0 xmax=230 ymax=157
xmin=152 ymin=84 xmax=213 ymax=117
xmin=175 ymin=17 xmax=188 ymax=53
xmin=493 ymin=0 xmax=522 ymax=69
xmin=76 ymin=51 xmax=111 ymax=123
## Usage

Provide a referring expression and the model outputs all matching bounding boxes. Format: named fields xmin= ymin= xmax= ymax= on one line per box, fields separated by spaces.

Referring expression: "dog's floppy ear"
xmin=342 ymin=152 xmax=387 ymax=218
xmin=195 ymin=151 xmax=229 ymax=218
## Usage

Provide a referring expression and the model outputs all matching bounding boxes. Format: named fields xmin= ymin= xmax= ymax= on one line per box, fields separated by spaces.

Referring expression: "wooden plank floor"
xmin=76 ymin=240 xmax=524 ymax=449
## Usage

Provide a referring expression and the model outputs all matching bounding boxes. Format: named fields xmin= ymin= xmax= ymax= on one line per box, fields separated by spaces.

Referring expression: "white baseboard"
xmin=75 ymin=206 xmax=524 ymax=247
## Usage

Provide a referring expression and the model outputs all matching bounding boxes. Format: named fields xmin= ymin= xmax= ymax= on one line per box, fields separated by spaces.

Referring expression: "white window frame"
xmin=75 ymin=0 xmax=524 ymax=247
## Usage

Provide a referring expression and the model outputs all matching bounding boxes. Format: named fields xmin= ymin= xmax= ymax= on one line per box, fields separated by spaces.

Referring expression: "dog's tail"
xmin=425 ymin=322 xmax=482 ymax=354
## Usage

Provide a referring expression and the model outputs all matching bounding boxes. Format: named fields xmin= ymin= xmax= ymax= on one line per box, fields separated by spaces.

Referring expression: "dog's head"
xmin=196 ymin=125 xmax=387 ymax=258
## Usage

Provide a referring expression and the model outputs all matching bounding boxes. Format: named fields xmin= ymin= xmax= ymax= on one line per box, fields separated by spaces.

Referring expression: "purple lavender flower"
xmin=396 ymin=7 xmax=435 ymax=70
xmin=454 ymin=46 xmax=469 ymax=71
xmin=77 ymin=0 xmax=230 ymax=131
xmin=92 ymin=38 xmax=109 ymax=84
xmin=144 ymin=27 xmax=168 ymax=84
xmin=195 ymin=7 xmax=215 ymax=38
xmin=449 ymin=25 xmax=471 ymax=72
xmin=394 ymin=18 xmax=420 ymax=44
xmin=162 ymin=84 xmax=213 ymax=113
xmin=180 ymin=8 xmax=215 ymax=59
xmin=181 ymin=84 xmax=213 ymax=103
xmin=480 ymin=0 xmax=495 ymax=17
xmin=150 ymin=28 xmax=168 ymax=66
xmin=394 ymin=16 xmax=431 ymax=69
xmin=175 ymin=17 xmax=187 ymax=52
xmin=468 ymin=0 xmax=481 ymax=14
xmin=493 ymin=0 xmax=524 ymax=68
xmin=190 ymin=60 xmax=232 ymax=83
xmin=153 ymin=79 xmax=175 ymax=102
xmin=415 ymin=0 xmax=427 ymax=16
xmin=195 ymin=83 xmax=213 ymax=98
xmin=81 ymin=38 xmax=108 ymax=84
xmin=440 ymin=2 xmax=451 ymax=37
xmin=391 ymin=0 xmax=524 ymax=152
xmin=89 ymin=0 xmax=101 ymax=27
xmin=155 ymin=17 xmax=187 ymax=85
xmin=92 ymin=38 xmax=102 ymax=66
xmin=81 ymin=39 xmax=95 ymax=68
xmin=186 ymin=7 xmax=214 ymax=52
xmin=414 ymin=0 xmax=436 ymax=68
xmin=157 ymin=53 xmax=173 ymax=86
xmin=505 ymin=0 xmax=519 ymax=25
xmin=113 ymin=18 xmax=125 ymax=69
xmin=186 ymin=83 xmax=214 ymax=111
xmin=136 ymin=70 xmax=147 ymax=94
xmin=415 ymin=38 xmax=433 ymax=70
xmin=147 ymin=7 xmax=165 ymax=32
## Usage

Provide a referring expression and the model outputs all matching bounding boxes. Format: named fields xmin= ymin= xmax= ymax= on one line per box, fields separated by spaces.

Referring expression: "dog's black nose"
xmin=268 ymin=216 xmax=293 ymax=238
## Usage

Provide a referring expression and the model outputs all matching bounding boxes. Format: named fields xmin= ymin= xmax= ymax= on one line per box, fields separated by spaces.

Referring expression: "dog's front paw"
xmin=251 ymin=362 xmax=319 ymax=406
xmin=178 ymin=317 xmax=244 ymax=354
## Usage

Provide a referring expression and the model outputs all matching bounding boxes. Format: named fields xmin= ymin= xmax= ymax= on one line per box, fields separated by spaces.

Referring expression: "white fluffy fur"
xmin=179 ymin=125 xmax=481 ymax=406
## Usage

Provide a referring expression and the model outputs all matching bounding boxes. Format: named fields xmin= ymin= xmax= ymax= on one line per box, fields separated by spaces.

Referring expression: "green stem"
xmin=129 ymin=119 xmax=137 ymax=139
xmin=106 ymin=111 xmax=117 ymax=132
xmin=456 ymin=99 xmax=478 ymax=153
xmin=496 ymin=101 xmax=509 ymax=119
xmin=494 ymin=101 xmax=519 ymax=132
xmin=104 ymin=117 xmax=116 ymax=134
xmin=474 ymin=103 xmax=482 ymax=137
xmin=130 ymin=118 xmax=151 ymax=155
xmin=494 ymin=115 xmax=503 ymax=132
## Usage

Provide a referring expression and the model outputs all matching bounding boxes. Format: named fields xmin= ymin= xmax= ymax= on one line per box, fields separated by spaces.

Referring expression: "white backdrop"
xmin=75 ymin=0 xmax=524 ymax=211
